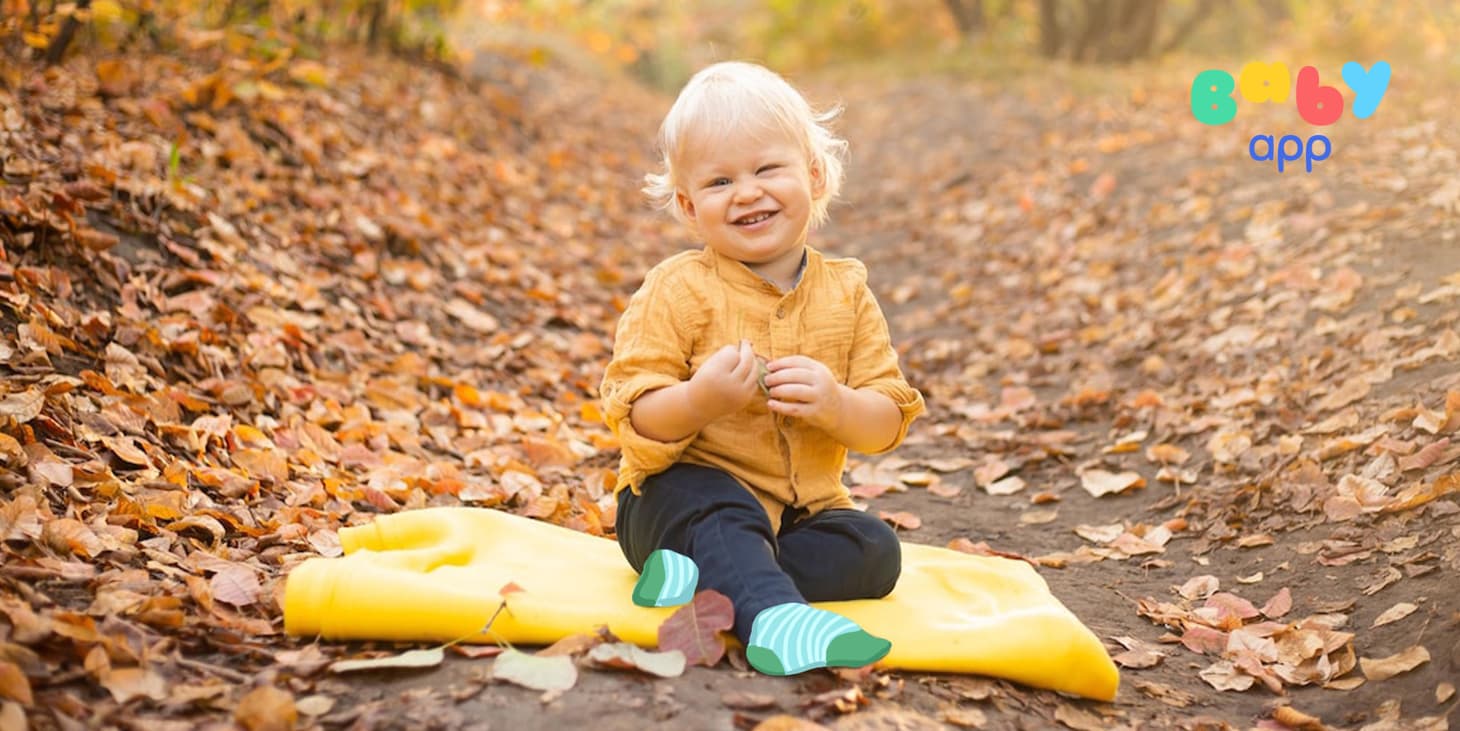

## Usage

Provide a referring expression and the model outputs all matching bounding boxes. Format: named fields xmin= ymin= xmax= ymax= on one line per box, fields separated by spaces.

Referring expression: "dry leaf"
xmin=1261 ymin=587 xmax=1293 ymax=619
xmin=492 ymin=649 xmax=577 ymax=691
xmin=211 ymin=565 xmax=261 ymax=607
xmin=657 ymin=590 xmax=733 ymax=667
xmin=983 ymin=476 xmax=1025 ymax=495
xmin=1359 ymin=645 xmax=1429 ymax=680
xmin=0 ymin=662 xmax=31 ymax=706
xmin=587 ymin=643 xmax=685 ymax=678
xmin=329 ymin=647 xmax=443 ymax=673
xmin=234 ymin=685 xmax=297 ymax=731
xmin=1080 ymin=469 xmax=1145 ymax=497
xmin=878 ymin=510 xmax=921 ymax=530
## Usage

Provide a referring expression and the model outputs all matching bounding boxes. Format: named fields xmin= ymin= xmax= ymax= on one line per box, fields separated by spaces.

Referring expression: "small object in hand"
xmin=756 ymin=356 xmax=770 ymax=395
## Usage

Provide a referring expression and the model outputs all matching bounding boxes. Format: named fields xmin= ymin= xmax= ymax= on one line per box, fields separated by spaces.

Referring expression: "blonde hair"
xmin=643 ymin=61 xmax=848 ymax=229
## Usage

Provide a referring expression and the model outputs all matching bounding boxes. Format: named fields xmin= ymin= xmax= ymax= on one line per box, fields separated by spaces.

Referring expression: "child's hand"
xmin=764 ymin=355 xmax=843 ymax=433
xmin=688 ymin=340 xmax=763 ymax=420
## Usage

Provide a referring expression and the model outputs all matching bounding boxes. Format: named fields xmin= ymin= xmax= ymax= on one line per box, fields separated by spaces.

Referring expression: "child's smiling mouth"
xmin=734 ymin=210 xmax=778 ymax=228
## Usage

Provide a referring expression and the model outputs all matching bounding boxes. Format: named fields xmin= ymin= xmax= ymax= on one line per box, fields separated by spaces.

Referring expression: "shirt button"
xmin=776 ymin=307 xmax=786 ymax=318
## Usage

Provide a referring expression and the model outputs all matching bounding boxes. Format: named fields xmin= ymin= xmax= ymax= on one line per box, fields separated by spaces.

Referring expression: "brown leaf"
xmin=1080 ymin=469 xmax=1145 ymax=497
xmin=493 ymin=650 xmax=578 ymax=688
xmin=1398 ymin=438 xmax=1451 ymax=471
xmin=1271 ymin=705 xmax=1326 ymax=730
xmin=878 ymin=510 xmax=921 ymax=530
xmin=657 ymin=590 xmax=733 ymax=668
xmin=0 ymin=662 xmax=31 ymax=706
xmin=1371 ymin=602 xmax=1418 ymax=627
xmin=1360 ymin=645 xmax=1429 ymax=680
xmin=234 ymin=685 xmax=297 ymax=731
xmin=1261 ymin=587 xmax=1293 ymax=619
xmin=329 ymin=647 xmax=443 ymax=673
xmin=232 ymin=448 xmax=288 ymax=484
xmin=587 ymin=643 xmax=685 ymax=678
xmin=101 ymin=667 xmax=167 ymax=703
xmin=211 ymin=565 xmax=261 ymax=607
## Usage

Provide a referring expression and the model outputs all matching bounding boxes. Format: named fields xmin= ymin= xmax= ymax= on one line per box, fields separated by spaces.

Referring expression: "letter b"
xmin=1295 ymin=66 xmax=1344 ymax=126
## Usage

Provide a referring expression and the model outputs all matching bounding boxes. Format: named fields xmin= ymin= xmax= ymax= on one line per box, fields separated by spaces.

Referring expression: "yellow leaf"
xmin=22 ymin=32 xmax=51 ymax=49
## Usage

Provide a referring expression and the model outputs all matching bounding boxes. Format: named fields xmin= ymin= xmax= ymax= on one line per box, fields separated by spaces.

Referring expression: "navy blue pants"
xmin=615 ymin=463 xmax=901 ymax=644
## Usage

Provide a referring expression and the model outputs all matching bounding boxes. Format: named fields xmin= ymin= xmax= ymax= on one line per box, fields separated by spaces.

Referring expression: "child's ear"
xmin=676 ymin=190 xmax=697 ymax=222
xmin=809 ymin=160 xmax=826 ymax=198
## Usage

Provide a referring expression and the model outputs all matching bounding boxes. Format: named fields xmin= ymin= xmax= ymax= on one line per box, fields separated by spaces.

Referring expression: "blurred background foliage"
xmin=452 ymin=0 xmax=1459 ymax=91
xmin=4 ymin=0 xmax=1457 ymax=88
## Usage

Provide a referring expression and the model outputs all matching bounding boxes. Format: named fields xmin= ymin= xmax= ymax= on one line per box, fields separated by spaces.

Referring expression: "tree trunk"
xmin=44 ymin=0 xmax=92 ymax=65
xmin=1071 ymin=0 xmax=1110 ymax=62
xmin=1160 ymin=0 xmax=1214 ymax=54
xmin=942 ymin=0 xmax=985 ymax=38
xmin=1037 ymin=0 xmax=1061 ymax=58
xmin=366 ymin=0 xmax=387 ymax=49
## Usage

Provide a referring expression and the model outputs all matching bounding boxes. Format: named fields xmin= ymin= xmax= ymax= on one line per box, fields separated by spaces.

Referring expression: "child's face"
xmin=675 ymin=125 xmax=823 ymax=273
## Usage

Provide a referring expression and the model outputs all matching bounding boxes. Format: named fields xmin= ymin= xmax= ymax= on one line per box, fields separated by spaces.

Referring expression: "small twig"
xmin=175 ymin=655 xmax=251 ymax=683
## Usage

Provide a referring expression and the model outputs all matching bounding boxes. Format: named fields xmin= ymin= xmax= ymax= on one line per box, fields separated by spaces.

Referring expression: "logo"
xmin=1191 ymin=61 xmax=1391 ymax=173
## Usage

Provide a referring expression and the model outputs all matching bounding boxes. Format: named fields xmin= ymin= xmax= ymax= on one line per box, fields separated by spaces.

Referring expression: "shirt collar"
xmin=701 ymin=245 xmax=817 ymax=295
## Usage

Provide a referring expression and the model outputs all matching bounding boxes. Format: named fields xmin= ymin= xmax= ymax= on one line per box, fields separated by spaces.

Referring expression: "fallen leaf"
xmin=100 ymin=666 xmax=168 ymax=703
xmin=1203 ymin=659 xmax=1261 ymax=685
xmin=0 ymin=662 xmax=31 ymax=705
xmin=330 ymin=647 xmax=444 ymax=673
xmin=587 ymin=643 xmax=685 ymax=678
xmin=1111 ymin=636 xmax=1165 ymax=669
xmin=1261 ymin=587 xmax=1293 ymax=619
xmin=1178 ymin=575 xmax=1220 ymax=601
xmin=211 ymin=565 xmax=261 ymax=607
xmin=1360 ymin=645 xmax=1429 ymax=680
xmin=1271 ymin=705 xmax=1326 ymax=730
xmin=1371 ymin=602 xmax=1419 ymax=628
xmin=878 ymin=510 xmax=921 ymax=530
xmin=940 ymin=706 xmax=987 ymax=728
xmin=491 ymin=648 xmax=576 ymax=691
xmin=983 ymin=476 xmax=1025 ymax=495
xmin=658 ymin=590 xmax=733 ymax=667
xmin=1054 ymin=703 xmax=1107 ymax=731
xmin=1080 ymin=469 xmax=1145 ymax=497
xmin=234 ymin=685 xmax=296 ymax=731
xmin=1438 ymin=682 xmax=1456 ymax=703
xmin=295 ymin=694 xmax=335 ymax=717
xmin=1074 ymin=523 xmax=1123 ymax=544
xmin=1019 ymin=508 xmax=1058 ymax=525
xmin=1133 ymin=680 xmax=1195 ymax=708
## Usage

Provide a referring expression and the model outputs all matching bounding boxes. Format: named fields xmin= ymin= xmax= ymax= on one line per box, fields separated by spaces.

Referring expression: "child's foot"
xmin=744 ymin=603 xmax=891 ymax=676
xmin=631 ymin=549 xmax=699 ymax=607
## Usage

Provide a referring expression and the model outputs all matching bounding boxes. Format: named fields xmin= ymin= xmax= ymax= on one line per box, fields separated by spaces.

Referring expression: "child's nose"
xmin=732 ymin=179 xmax=763 ymax=203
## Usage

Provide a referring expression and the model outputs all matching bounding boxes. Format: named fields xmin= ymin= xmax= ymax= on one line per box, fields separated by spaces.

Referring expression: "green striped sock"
xmin=745 ymin=603 xmax=891 ymax=676
xmin=631 ymin=549 xmax=698 ymax=607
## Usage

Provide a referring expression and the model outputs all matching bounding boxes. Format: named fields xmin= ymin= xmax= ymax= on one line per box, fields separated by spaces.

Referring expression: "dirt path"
xmin=343 ymin=66 xmax=1460 ymax=730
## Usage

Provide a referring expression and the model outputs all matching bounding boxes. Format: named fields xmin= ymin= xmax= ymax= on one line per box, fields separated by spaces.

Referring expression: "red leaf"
xmin=498 ymin=582 xmax=524 ymax=596
xmin=657 ymin=589 xmax=734 ymax=667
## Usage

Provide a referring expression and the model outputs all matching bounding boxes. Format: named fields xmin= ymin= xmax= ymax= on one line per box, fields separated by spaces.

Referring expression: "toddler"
xmin=600 ymin=61 xmax=925 ymax=676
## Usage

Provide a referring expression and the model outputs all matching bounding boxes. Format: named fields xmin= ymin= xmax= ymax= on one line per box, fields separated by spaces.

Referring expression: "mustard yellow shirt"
xmin=600 ymin=244 xmax=925 ymax=527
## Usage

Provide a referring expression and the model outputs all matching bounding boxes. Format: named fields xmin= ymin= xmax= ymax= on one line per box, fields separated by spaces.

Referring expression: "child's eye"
xmin=757 ymin=164 xmax=780 ymax=174
xmin=707 ymin=177 xmax=731 ymax=188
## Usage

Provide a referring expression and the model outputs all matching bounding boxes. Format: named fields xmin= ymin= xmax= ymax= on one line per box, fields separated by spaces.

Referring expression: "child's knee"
xmin=865 ymin=525 xmax=902 ymax=596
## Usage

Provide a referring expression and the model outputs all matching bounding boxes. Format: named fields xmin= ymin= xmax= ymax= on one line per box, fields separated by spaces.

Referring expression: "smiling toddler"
xmin=600 ymin=61 xmax=925 ymax=676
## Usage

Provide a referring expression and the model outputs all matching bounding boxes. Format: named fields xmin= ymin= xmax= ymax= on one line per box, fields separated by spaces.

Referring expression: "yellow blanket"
xmin=284 ymin=507 xmax=1118 ymax=701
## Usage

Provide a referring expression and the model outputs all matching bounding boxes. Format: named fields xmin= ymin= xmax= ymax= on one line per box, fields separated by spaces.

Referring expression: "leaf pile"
xmin=0 ymin=40 xmax=674 ymax=728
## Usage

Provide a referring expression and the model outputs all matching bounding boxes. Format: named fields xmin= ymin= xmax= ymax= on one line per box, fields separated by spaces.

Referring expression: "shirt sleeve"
xmin=845 ymin=263 xmax=925 ymax=455
xmin=599 ymin=268 xmax=701 ymax=490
